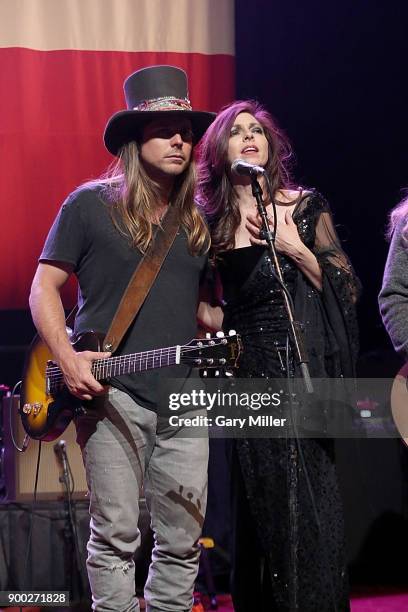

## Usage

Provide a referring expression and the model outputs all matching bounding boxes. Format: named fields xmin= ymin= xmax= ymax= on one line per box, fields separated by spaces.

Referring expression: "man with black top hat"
xmin=29 ymin=65 xmax=216 ymax=612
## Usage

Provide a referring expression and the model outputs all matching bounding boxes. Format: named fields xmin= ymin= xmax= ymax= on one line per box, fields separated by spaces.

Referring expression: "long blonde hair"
xmin=102 ymin=142 xmax=210 ymax=255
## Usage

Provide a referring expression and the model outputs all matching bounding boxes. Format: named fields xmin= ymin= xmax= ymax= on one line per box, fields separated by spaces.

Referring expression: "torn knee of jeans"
xmin=108 ymin=560 xmax=134 ymax=572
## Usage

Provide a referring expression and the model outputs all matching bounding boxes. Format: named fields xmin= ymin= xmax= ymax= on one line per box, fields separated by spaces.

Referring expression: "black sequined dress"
xmin=217 ymin=192 xmax=359 ymax=612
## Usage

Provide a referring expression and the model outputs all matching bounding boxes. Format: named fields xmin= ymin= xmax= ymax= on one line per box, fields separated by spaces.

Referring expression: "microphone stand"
xmin=251 ymin=175 xmax=312 ymax=612
xmin=251 ymin=176 xmax=313 ymax=394
xmin=251 ymin=175 xmax=314 ymax=609
xmin=55 ymin=443 xmax=85 ymax=607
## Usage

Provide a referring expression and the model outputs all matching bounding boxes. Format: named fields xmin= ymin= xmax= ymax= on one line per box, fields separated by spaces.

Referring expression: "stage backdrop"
xmin=0 ymin=0 xmax=235 ymax=309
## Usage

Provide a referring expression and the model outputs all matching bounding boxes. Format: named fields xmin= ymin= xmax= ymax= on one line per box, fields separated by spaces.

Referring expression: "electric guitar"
xmin=20 ymin=330 xmax=242 ymax=441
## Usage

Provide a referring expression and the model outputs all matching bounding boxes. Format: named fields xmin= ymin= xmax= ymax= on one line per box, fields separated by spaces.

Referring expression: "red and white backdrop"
xmin=0 ymin=0 xmax=235 ymax=309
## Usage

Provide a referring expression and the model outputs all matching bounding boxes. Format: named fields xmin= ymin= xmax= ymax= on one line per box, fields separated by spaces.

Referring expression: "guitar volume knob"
xmin=33 ymin=403 xmax=43 ymax=415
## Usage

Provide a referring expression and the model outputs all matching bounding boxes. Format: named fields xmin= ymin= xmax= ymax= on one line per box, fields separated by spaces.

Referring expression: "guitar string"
xmin=47 ymin=355 xmax=219 ymax=381
xmin=45 ymin=344 xmax=226 ymax=375
xmin=44 ymin=343 xmax=224 ymax=369
xmin=46 ymin=345 xmax=227 ymax=384
xmin=47 ymin=352 xmax=180 ymax=383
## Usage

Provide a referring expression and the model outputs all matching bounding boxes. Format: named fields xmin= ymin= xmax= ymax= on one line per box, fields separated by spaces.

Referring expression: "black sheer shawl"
xmin=293 ymin=192 xmax=361 ymax=433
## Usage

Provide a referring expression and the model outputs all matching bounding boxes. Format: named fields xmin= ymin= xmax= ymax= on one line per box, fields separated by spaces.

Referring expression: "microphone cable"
xmin=9 ymin=381 xmax=30 ymax=453
xmin=55 ymin=442 xmax=85 ymax=600
xmin=285 ymin=333 xmax=340 ymax=611
xmin=22 ymin=439 xmax=42 ymax=591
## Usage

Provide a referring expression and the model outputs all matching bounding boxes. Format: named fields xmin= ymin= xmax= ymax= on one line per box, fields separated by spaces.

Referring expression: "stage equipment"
xmin=2 ymin=395 xmax=87 ymax=501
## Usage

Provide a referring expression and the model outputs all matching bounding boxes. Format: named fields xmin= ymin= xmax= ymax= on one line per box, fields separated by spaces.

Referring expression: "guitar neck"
xmin=91 ymin=345 xmax=181 ymax=379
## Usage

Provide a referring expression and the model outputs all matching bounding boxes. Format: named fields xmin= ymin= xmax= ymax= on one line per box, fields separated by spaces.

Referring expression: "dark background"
xmin=235 ymin=0 xmax=408 ymax=357
xmin=1 ymin=0 xmax=408 ymax=592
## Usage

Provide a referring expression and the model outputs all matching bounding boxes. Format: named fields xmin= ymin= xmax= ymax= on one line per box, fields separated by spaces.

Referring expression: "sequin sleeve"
xmin=308 ymin=194 xmax=361 ymax=369
xmin=310 ymin=197 xmax=360 ymax=304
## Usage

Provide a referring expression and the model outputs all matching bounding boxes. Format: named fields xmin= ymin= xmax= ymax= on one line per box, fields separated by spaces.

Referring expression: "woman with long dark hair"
xmin=197 ymin=100 xmax=360 ymax=611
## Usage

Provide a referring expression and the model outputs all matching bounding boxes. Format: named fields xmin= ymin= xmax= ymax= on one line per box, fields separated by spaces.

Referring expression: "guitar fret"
xmin=121 ymin=355 xmax=128 ymax=376
xmin=89 ymin=339 xmax=230 ymax=379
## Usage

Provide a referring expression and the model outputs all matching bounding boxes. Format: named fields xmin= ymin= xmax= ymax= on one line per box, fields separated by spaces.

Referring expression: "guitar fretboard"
xmin=45 ymin=335 xmax=237 ymax=394
xmin=91 ymin=346 xmax=181 ymax=379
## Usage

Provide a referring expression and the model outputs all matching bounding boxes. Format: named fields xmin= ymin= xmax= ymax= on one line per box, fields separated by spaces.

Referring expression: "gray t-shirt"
xmin=40 ymin=184 xmax=207 ymax=410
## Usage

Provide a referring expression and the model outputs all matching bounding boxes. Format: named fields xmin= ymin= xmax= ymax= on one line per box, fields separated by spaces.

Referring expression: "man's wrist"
xmin=51 ymin=338 xmax=76 ymax=367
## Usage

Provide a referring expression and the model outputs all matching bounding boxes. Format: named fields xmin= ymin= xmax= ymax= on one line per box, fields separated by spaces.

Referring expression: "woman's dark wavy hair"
xmin=196 ymin=100 xmax=294 ymax=255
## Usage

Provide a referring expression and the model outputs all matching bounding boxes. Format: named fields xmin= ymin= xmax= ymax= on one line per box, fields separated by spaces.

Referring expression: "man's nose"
xmin=170 ymin=132 xmax=183 ymax=146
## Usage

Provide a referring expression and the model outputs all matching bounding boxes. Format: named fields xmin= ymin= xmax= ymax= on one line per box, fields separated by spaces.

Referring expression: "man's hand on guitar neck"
xmin=58 ymin=349 xmax=111 ymax=401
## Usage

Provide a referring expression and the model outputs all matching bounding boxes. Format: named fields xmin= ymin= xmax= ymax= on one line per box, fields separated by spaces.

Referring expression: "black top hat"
xmin=104 ymin=65 xmax=215 ymax=156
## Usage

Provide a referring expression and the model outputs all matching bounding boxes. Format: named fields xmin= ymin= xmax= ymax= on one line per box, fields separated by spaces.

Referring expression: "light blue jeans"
xmin=76 ymin=387 xmax=209 ymax=612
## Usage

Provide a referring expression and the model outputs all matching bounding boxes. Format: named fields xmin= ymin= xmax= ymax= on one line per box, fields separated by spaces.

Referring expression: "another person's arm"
xmin=197 ymin=262 xmax=224 ymax=332
xmin=197 ymin=301 xmax=223 ymax=332
xmin=379 ymin=218 xmax=408 ymax=358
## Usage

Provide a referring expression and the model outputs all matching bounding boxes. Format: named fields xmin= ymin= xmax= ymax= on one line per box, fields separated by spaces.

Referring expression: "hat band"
xmin=133 ymin=96 xmax=192 ymax=112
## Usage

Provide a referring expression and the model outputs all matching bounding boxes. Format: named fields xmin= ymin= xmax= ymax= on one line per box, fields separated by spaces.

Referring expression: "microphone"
xmin=231 ymin=158 xmax=265 ymax=177
xmin=54 ymin=439 xmax=69 ymax=484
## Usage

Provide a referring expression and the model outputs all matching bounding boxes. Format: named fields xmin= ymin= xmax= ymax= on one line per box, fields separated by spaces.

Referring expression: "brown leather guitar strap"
xmin=102 ymin=205 xmax=180 ymax=353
